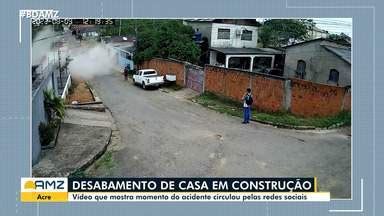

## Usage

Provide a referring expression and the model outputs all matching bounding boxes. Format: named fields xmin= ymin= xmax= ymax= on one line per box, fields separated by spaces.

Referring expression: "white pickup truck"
xmin=132 ymin=69 xmax=164 ymax=89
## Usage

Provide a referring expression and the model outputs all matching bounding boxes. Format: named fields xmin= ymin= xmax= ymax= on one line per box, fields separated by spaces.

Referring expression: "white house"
xmin=184 ymin=19 xmax=284 ymax=73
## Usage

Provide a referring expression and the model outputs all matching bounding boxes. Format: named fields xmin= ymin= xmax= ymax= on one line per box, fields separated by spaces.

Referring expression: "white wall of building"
xmin=210 ymin=23 xmax=258 ymax=48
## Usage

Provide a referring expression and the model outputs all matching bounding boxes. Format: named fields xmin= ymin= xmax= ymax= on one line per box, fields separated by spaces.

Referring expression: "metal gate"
xmin=185 ymin=64 xmax=204 ymax=93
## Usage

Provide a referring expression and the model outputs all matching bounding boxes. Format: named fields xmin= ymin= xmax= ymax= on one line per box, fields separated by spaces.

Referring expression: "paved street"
xmin=89 ymin=72 xmax=351 ymax=198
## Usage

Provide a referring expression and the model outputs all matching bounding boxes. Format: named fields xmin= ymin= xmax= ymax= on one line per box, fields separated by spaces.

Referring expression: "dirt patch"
xmin=66 ymin=79 xmax=94 ymax=104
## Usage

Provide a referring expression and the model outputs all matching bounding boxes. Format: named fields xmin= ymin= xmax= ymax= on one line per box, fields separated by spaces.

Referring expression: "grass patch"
xmin=92 ymin=151 xmax=115 ymax=170
xmin=69 ymin=169 xmax=87 ymax=178
xmin=69 ymin=151 xmax=115 ymax=178
xmin=193 ymin=92 xmax=351 ymax=128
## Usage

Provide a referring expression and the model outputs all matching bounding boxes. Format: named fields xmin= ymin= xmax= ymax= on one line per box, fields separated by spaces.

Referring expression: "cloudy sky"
xmin=256 ymin=18 xmax=352 ymax=37
xmin=311 ymin=18 xmax=352 ymax=36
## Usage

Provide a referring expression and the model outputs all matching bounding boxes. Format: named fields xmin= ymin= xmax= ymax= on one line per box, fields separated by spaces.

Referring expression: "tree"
xmin=327 ymin=33 xmax=351 ymax=46
xmin=100 ymin=20 xmax=200 ymax=64
xmin=258 ymin=19 xmax=314 ymax=47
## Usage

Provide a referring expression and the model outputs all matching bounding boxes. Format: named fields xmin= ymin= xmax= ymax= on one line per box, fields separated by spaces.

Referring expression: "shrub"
xmin=43 ymin=89 xmax=65 ymax=121
xmin=39 ymin=122 xmax=56 ymax=146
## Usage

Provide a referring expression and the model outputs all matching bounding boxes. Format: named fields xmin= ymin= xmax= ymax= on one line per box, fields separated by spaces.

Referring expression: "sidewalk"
xmin=32 ymin=109 xmax=115 ymax=177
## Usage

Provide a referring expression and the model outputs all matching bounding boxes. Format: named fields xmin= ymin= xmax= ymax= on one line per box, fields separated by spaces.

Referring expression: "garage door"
xmin=185 ymin=64 xmax=204 ymax=93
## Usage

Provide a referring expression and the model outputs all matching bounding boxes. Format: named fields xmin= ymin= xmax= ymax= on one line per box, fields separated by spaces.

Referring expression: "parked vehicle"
xmin=164 ymin=74 xmax=176 ymax=82
xmin=133 ymin=69 xmax=164 ymax=89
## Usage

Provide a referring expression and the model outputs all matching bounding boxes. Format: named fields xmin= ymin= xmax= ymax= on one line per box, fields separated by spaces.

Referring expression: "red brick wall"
xmin=204 ymin=65 xmax=285 ymax=112
xmin=139 ymin=58 xmax=185 ymax=86
xmin=139 ymin=60 xmax=351 ymax=117
xmin=251 ymin=76 xmax=285 ymax=112
xmin=204 ymin=66 xmax=225 ymax=95
xmin=342 ymin=89 xmax=351 ymax=112
xmin=290 ymin=79 xmax=345 ymax=117
xmin=205 ymin=66 xmax=350 ymax=117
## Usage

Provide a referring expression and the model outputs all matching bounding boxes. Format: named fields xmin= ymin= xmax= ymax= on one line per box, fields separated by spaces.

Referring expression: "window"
xmin=296 ymin=60 xmax=306 ymax=79
xmin=241 ymin=30 xmax=252 ymax=41
xmin=252 ymin=56 xmax=273 ymax=72
xmin=228 ymin=57 xmax=251 ymax=70
xmin=217 ymin=28 xmax=230 ymax=39
xmin=143 ymin=70 xmax=157 ymax=76
xmin=328 ymin=69 xmax=339 ymax=84
xmin=216 ymin=52 xmax=226 ymax=65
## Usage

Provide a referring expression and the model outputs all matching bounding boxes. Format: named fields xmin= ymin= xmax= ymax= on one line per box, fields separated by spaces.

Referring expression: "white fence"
xmin=61 ymin=74 xmax=72 ymax=99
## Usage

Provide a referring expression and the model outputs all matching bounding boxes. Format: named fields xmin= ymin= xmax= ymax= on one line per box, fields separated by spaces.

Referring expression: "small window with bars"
xmin=241 ymin=30 xmax=252 ymax=41
xmin=217 ymin=28 xmax=230 ymax=39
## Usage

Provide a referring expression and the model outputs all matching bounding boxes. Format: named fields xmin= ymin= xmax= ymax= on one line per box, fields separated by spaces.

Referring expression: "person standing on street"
xmin=242 ymin=88 xmax=253 ymax=124
xmin=123 ymin=65 xmax=129 ymax=81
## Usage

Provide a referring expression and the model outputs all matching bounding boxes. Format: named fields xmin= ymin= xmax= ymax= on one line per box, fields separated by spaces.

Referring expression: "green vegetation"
xmin=69 ymin=151 xmax=115 ymax=178
xmin=193 ymin=92 xmax=351 ymax=128
xmin=38 ymin=122 xmax=56 ymax=146
xmin=327 ymin=33 xmax=351 ymax=46
xmin=39 ymin=89 xmax=65 ymax=147
xmin=100 ymin=20 xmax=200 ymax=64
xmin=92 ymin=151 xmax=114 ymax=170
xmin=259 ymin=19 xmax=314 ymax=47
xmin=69 ymin=169 xmax=87 ymax=178
xmin=43 ymin=89 xmax=65 ymax=123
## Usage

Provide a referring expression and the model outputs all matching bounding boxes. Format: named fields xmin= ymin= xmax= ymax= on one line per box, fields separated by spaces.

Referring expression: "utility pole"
xmin=58 ymin=48 xmax=62 ymax=88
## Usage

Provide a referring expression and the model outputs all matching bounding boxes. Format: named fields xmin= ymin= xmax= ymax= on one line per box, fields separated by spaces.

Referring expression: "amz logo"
xmin=35 ymin=180 xmax=65 ymax=190
xmin=22 ymin=178 xmax=67 ymax=191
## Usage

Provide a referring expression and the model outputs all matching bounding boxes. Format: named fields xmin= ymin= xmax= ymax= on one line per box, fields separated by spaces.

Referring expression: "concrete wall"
xmin=210 ymin=23 xmax=258 ymax=48
xmin=284 ymin=40 xmax=351 ymax=87
xmin=205 ymin=65 xmax=350 ymax=117
xmin=140 ymin=58 xmax=185 ymax=86
xmin=32 ymin=66 xmax=59 ymax=165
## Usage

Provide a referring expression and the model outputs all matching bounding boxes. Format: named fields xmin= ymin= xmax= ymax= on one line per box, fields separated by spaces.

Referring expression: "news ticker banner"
xmin=21 ymin=177 xmax=330 ymax=202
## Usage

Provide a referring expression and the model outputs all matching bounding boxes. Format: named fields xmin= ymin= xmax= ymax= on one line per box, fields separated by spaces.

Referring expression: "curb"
xmin=87 ymin=83 xmax=102 ymax=103
xmin=68 ymin=105 xmax=120 ymax=177
xmin=68 ymin=128 xmax=112 ymax=177
xmin=190 ymin=99 xmax=348 ymax=130
xmin=251 ymin=118 xmax=349 ymax=130
xmin=251 ymin=118 xmax=316 ymax=130
xmin=65 ymin=104 xmax=106 ymax=112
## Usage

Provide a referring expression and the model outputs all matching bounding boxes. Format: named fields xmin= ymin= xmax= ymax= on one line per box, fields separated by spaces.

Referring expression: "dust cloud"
xmin=32 ymin=25 xmax=61 ymax=67
xmin=32 ymin=25 xmax=118 ymax=79
xmin=68 ymin=45 xmax=118 ymax=80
